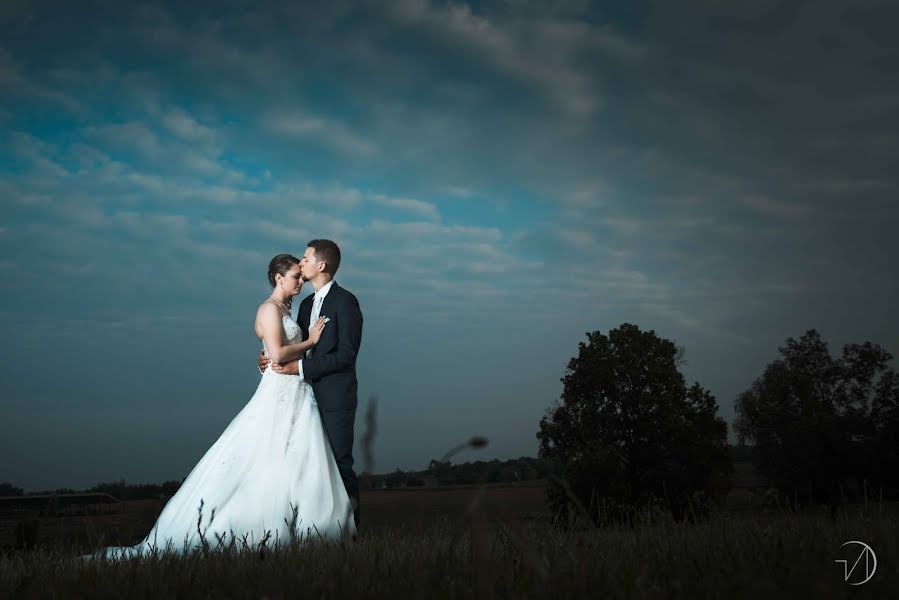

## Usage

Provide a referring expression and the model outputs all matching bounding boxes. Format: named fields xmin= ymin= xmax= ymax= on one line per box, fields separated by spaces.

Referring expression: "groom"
xmin=258 ymin=239 xmax=363 ymax=527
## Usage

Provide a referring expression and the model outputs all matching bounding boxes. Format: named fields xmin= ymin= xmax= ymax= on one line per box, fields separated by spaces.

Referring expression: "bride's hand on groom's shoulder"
xmin=271 ymin=361 xmax=299 ymax=375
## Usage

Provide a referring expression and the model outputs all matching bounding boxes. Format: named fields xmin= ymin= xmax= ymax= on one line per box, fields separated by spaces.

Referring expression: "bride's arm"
xmin=257 ymin=303 xmax=318 ymax=364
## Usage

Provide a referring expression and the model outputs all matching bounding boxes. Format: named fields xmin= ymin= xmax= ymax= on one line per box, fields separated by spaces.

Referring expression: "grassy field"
xmin=1 ymin=482 xmax=897 ymax=598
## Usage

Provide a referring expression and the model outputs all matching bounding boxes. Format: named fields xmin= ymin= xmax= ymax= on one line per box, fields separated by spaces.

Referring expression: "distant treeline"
xmin=0 ymin=480 xmax=184 ymax=501
xmin=366 ymin=446 xmax=750 ymax=489
xmin=364 ymin=456 xmax=560 ymax=489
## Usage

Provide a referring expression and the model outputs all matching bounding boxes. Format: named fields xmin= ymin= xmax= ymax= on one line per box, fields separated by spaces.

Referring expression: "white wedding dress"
xmin=91 ymin=315 xmax=355 ymax=558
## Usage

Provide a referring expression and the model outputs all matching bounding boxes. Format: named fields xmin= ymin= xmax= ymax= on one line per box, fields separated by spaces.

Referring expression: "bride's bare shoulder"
xmin=256 ymin=300 xmax=281 ymax=320
xmin=255 ymin=301 xmax=281 ymax=338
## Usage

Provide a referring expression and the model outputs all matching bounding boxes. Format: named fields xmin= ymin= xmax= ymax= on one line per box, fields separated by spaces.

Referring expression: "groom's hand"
xmin=258 ymin=350 xmax=270 ymax=373
xmin=271 ymin=361 xmax=299 ymax=375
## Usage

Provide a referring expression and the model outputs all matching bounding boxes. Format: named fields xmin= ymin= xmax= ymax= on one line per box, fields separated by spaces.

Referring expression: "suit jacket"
xmin=297 ymin=282 xmax=363 ymax=412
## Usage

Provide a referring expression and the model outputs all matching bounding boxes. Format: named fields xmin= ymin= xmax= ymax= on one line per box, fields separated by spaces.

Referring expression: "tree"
xmin=734 ymin=329 xmax=899 ymax=507
xmin=538 ymin=323 xmax=732 ymax=523
xmin=385 ymin=469 xmax=408 ymax=488
xmin=0 ymin=482 xmax=24 ymax=496
xmin=426 ymin=459 xmax=453 ymax=485
xmin=871 ymin=369 xmax=899 ymax=498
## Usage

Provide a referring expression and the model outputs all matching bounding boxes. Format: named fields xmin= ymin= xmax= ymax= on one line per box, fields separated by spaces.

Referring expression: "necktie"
xmin=307 ymin=295 xmax=323 ymax=358
xmin=311 ymin=294 xmax=323 ymax=325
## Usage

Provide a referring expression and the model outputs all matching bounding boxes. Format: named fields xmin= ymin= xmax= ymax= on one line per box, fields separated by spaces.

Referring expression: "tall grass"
xmin=2 ymin=502 xmax=896 ymax=598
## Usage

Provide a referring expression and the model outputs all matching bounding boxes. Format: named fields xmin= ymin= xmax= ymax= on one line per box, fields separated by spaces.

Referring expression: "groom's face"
xmin=300 ymin=247 xmax=321 ymax=280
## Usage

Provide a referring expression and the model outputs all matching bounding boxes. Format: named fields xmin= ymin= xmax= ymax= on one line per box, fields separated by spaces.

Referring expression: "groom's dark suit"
xmin=297 ymin=281 xmax=363 ymax=526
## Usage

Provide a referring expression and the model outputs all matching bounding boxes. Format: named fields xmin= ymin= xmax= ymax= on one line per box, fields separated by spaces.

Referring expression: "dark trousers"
xmin=319 ymin=407 xmax=360 ymax=527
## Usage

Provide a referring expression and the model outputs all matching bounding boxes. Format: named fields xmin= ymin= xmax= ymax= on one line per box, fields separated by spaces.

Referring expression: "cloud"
xmin=87 ymin=122 xmax=162 ymax=160
xmin=4 ymin=131 xmax=67 ymax=177
xmin=739 ymin=194 xmax=810 ymax=221
xmin=371 ymin=194 xmax=440 ymax=220
xmin=261 ymin=110 xmax=377 ymax=157
xmin=82 ymin=116 xmax=246 ymax=182
xmin=383 ymin=1 xmax=616 ymax=117
xmin=365 ymin=219 xmax=502 ymax=243
xmin=0 ymin=48 xmax=83 ymax=114
xmin=160 ymin=108 xmax=217 ymax=143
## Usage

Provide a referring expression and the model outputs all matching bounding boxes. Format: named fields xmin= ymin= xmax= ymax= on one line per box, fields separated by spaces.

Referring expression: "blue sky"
xmin=2 ymin=0 xmax=897 ymax=491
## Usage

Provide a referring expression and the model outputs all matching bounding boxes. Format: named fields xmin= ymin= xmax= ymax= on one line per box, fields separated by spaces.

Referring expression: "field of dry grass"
xmin=2 ymin=499 xmax=897 ymax=598
xmin=0 ymin=478 xmax=775 ymax=551
xmin=2 ymin=481 xmax=897 ymax=598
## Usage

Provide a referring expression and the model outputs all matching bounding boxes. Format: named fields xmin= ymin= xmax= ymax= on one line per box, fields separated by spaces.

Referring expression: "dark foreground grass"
xmin=2 ymin=503 xmax=897 ymax=599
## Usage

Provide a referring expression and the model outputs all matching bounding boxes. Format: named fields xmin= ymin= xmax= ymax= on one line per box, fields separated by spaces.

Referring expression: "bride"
xmin=90 ymin=254 xmax=356 ymax=558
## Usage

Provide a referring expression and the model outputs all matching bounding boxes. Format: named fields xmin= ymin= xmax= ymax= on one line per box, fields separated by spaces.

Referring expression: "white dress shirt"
xmin=298 ymin=279 xmax=335 ymax=381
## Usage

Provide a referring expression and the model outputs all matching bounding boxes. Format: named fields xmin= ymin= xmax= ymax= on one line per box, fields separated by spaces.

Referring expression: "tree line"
xmin=537 ymin=323 xmax=898 ymax=524
xmin=0 ymin=480 xmax=185 ymax=501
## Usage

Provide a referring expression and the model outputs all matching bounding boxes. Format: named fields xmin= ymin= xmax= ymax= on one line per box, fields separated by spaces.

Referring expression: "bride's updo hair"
xmin=267 ymin=254 xmax=300 ymax=287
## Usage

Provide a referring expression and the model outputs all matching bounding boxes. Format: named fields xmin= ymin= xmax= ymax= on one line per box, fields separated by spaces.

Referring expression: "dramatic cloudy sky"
xmin=2 ymin=1 xmax=897 ymax=491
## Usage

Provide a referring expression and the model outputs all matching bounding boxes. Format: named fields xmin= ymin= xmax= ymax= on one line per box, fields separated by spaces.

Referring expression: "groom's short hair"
xmin=307 ymin=239 xmax=341 ymax=275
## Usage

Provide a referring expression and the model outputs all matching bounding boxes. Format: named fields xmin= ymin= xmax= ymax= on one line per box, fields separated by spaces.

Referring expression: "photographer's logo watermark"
xmin=835 ymin=541 xmax=877 ymax=585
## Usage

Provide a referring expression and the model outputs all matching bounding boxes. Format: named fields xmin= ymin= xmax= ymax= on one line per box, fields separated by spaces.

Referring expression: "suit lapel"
xmin=299 ymin=293 xmax=315 ymax=335
xmin=320 ymin=282 xmax=339 ymax=319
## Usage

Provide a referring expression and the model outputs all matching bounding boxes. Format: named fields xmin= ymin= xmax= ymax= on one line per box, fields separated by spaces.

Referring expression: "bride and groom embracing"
xmin=92 ymin=239 xmax=363 ymax=558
